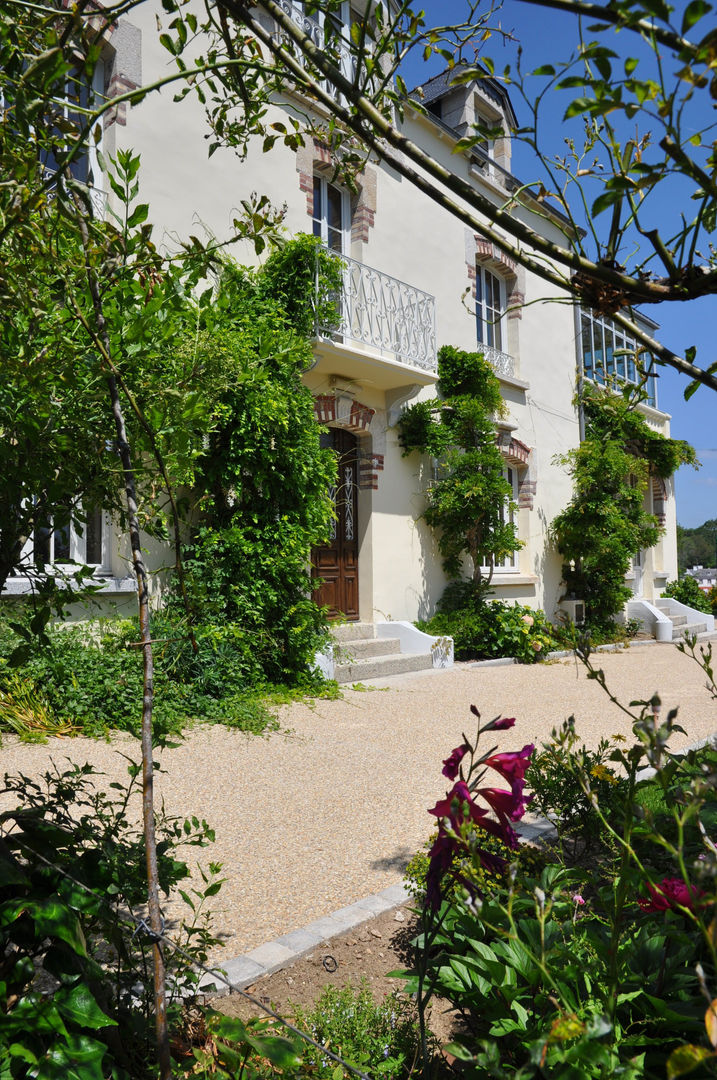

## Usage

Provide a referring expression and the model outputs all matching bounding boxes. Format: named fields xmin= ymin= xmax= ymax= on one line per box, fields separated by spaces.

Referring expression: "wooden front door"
xmin=313 ymin=429 xmax=359 ymax=620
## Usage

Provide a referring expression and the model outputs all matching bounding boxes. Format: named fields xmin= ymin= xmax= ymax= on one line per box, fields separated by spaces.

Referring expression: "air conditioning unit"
xmin=559 ymin=599 xmax=586 ymax=625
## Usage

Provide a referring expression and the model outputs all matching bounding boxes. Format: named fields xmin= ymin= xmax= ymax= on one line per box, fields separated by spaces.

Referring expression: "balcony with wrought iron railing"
xmin=276 ymin=1 xmax=356 ymax=96
xmin=314 ymin=248 xmax=438 ymax=380
xmin=479 ymin=343 xmax=515 ymax=380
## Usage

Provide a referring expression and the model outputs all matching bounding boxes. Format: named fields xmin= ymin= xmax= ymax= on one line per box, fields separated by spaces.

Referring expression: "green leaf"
xmin=532 ymin=64 xmax=556 ymax=76
xmin=667 ymin=1045 xmax=714 ymax=1079
xmin=1 ymin=898 xmax=87 ymax=956
xmin=126 ymin=203 xmax=149 ymax=229
xmin=54 ymin=982 xmax=115 ymax=1030
xmin=682 ymin=0 xmax=712 ymax=32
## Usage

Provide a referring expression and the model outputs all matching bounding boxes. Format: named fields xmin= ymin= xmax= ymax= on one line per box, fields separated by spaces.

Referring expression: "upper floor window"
xmin=580 ymin=309 xmax=657 ymax=407
xmin=476 ymin=265 xmax=505 ymax=352
xmin=282 ymin=2 xmax=355 ymax=91
xmin=312 ymin=174 xmax=350 ymax=254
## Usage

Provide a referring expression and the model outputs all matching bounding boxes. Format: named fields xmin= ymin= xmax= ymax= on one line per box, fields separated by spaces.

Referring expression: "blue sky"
xmin=408 ymin=1 xmax=716 ymax=528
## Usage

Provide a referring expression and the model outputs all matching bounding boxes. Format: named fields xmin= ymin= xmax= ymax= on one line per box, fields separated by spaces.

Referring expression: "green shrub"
xmin=662 ymin=575 xmax=712 ymax=614
xmin=526 ymin=720 xmax=625 ymax=856
xmin=418 ymin=585 xmax=558 ymax=663
xmin=0 ymin=759 xmax=222 ymax=1078
xmin=0 ymin=616 xmax=279 ymax=739
xmin=290 ymin=983 xmax=424 ymax=1080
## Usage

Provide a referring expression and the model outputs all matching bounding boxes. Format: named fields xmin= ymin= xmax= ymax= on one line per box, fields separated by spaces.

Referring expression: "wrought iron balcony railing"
xmin=480 ymin=344 xmax=515 ymax=379
xmin=315 ymin=248 xmax=438 ymax=374
xmin=276 ymin=1 xmax=356 ymax=93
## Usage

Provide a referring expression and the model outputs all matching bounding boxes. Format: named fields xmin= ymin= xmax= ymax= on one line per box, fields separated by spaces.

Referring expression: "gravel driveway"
xmin=2 ymin=641 xmax=715 ymax=959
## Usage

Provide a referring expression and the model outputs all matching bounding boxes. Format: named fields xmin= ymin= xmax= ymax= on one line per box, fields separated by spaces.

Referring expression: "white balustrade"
xmin=316 ymin=248 xmax=438 ymax=373
xmin=480 ymin=343 xmax=515 ymax=379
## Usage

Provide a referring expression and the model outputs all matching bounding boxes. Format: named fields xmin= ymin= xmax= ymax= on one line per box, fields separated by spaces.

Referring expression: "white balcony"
xmin=480 ymin=343 xmax=515 ymax=379
xmin=276 ymin=1 xmax=356 ymax=94
xmin=314 ymin=249 xmax=438 ymax=383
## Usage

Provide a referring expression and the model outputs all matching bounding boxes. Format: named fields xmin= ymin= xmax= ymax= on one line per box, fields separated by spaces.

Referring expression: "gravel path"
xmin=2 ymin=641 xmax=715 ymax=960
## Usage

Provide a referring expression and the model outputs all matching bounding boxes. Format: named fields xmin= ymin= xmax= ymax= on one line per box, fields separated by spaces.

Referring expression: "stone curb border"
xmin=198 ymin=819 xmax=558 ymax=996
xmin=466 ymin=629 xmax=717 ymax=669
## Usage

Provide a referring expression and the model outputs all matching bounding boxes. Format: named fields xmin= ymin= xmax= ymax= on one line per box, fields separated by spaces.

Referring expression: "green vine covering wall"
xmin=552 ymin=384 xmax=697 ymax=628
xmin=398 ymin=345 xmax=521 ymax=589
xmin=168 ymin=236 xmax=341 ymax=685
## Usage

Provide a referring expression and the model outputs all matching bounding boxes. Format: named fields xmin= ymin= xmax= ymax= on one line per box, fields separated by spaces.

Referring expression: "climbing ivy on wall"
xmin=552 ymin=384 xmax=697 ymax=629
xmin=398 ymin=345 xmax=521 ymax=590
xmin=171 ymin=237 xmax=339 ymax=684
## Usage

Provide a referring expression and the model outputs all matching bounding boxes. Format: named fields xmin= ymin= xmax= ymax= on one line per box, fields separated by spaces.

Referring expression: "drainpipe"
xmin=573 ymin=303 xmax=585 ymax=443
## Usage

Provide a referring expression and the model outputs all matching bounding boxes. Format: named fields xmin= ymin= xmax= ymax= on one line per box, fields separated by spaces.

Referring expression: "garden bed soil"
xmin=215 ymin=905 xmax=457 ymax=1044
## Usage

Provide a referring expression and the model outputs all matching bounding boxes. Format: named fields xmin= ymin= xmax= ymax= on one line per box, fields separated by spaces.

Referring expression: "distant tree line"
xmin=678 ymin=519 xmax=717 ymax=573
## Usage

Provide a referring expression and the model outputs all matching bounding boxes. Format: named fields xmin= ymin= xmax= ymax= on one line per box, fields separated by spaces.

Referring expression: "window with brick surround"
xmin=475 ymin=265 xmax=506 ymax=351
xmin=312 ymin=174 xmax=350 ymax=253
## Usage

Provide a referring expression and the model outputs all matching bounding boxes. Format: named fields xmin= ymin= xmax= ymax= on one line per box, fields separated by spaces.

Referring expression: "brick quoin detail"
xmin=312 ymin=395 xmax=375 ymax=433
xmin=359 ymin=453 xmax=384 ymax=490
xmin=518 ymin=478 xmax=537 ymax=510
xmin=105 ymin=73 xmax=138 ymax=128
xmin=469 ymin=239 xmax=523 ymax=319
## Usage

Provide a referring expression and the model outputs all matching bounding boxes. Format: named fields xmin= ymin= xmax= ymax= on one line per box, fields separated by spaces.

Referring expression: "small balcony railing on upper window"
xmin=314 ymin=246 xmax=438 ymax=374
xmin=276 ymin=1 xmax=356 ymax=100
xmin=479 ymin=344 xmax=515 ymax=379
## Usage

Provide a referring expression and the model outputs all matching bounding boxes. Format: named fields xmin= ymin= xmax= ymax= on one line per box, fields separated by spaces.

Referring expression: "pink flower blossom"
xmin=637 ymin=877 xmax=703 ymax=913
xmin=442 ymin=743 xmax=470 ymax=780
xmin=484 ymin=744 xmax=535 ymax=788
xmin=572 ymin=894 xmax=585 ymax=906
xmin=484 ymin=716 xmax=517 ymax=732
xmin=480 ymin=785 xmax=532 ymax=823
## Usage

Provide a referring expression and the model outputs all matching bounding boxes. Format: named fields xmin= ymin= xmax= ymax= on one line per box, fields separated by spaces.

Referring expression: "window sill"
xmin=3 ymin=575 xmax=136 ymax=597
xmin=487 ymin=573 xmax=539 ymax=586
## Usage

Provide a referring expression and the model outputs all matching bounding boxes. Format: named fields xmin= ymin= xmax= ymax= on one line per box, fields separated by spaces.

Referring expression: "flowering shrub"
xmin=400 ymin=690 xmax=717 ymax=1080
xmin=418 ymin=590 xmax=558 ymax=664
xmin=424 ymin=709 xmax=533 ymax=908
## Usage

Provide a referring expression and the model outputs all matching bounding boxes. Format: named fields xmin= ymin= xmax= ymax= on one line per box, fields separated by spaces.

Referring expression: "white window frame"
xmin=480 ymin=465 xmax=520 ymax=574
xmin=580 ymin=309 xmax=657 ymax=407
xmin=312 ymin=173 xmax=351 ymax=255
xmin=14 ymin=504 xmax=112 ymax=578
xmin=475 ymin=264 xmax=507 ymax=352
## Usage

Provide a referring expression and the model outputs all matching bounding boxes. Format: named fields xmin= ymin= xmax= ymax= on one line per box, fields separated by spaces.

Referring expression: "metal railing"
xmin=480 ymin=343 xmax=515 ymax=379
xmin=276 ymin=1 xmax=356 ymax=91
xmin=315 ymin=247 xmax=438 ymax=373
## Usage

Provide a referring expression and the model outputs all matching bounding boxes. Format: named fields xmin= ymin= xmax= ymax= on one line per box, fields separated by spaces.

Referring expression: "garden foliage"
xmin=417 ymin=581 xmax=557 ymax=664
xmin=403 ymin=656 xmax=717 ymax=1079
xmin=398 ymin=346 xmax=520 ymax=586
xmin=172 ymin=238 xmax=338 ymax=687
xmin=662 ymin=576 xmax=713 ymax=616
xmin=0 ymin=759 xmax=222 ymax=1078
xmin=553 ymin=384 xmax=696 ymax=629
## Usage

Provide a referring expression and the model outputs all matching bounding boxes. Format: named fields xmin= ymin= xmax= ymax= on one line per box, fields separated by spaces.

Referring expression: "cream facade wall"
xmin=97 ymin=2 xmax=679 ymax=625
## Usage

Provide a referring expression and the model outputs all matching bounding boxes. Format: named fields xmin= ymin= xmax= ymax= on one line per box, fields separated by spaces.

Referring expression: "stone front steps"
xmin=330 ymin=621 xmax=436 ymax=683
xmin=654 ymin=600 xmax=709 ymax=641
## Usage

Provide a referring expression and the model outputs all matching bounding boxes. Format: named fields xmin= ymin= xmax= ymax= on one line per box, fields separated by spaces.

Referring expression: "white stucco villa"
xmin=6 ymin=1 xmax=696 ymax=667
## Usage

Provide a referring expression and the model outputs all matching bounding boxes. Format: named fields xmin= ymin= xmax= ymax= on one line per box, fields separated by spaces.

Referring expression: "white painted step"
xmin=333 ymin=651 xmax=434 ymax=683
xmin=334 ymin=637 xmax=400 ymax=660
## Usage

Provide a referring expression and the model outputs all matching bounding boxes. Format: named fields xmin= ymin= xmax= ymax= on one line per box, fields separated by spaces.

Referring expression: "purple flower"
xmin=442 ymin=743 xmax=470 ymax=780
xmin=480 ymin=785 xmax=531 ymax=823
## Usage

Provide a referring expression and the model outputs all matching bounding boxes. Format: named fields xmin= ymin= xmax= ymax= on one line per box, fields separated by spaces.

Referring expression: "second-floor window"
xmin=580 ymin=309 xmax=657 ymax=407
xmin=312 ymin=174 xmax=350 ymax=254
xmin=476 ymin=266 xmax=505 ymax=351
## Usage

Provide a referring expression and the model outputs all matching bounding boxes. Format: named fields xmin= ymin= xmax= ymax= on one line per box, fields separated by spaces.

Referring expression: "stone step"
xmin=333 ymin=651 xmax=434 ymax=684
xmin=669 ymin=614 xmax=688 ymax=626
xmin=334 ymin=637 xmax=400 ymax=661
xmin=673 ymin=622 xmax=708 ymax=640
xmin=330 ymin=621 xmax=376 ymax=643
